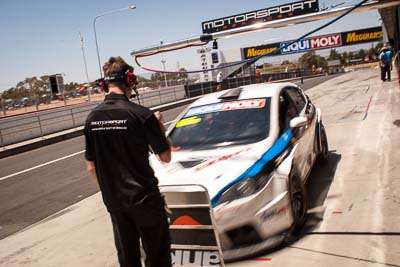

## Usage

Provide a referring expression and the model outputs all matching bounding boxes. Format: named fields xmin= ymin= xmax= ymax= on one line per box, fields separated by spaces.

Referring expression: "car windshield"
xmin=169 ymin=98 xmax=271 ymax=150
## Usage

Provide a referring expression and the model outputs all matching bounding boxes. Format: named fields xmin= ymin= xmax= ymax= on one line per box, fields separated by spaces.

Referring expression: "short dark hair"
xmin=103 ymin=56 xmax=134 ymax=89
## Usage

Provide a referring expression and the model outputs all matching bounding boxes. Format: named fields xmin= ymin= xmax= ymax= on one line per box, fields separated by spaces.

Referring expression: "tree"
xmin=358 ymin=49 xmax=366 ymax=59
xmin=150 ymin=68 xmax=188 ymax=81
xmin=328 ymin=48 xmax=341 ymax=60
xmin=65 ymin=82 xmax=79 ymax=92
xmin=375 ymin=42 xmax=384 ymax=54
xmin=262 ymin=62 xmax=273 ymax=68
xmin=281 ymin=60 xmax=291 ymax=65
xmin=298 ymin=51 xmax=328 ymax=70
xmin=176 ymin=68 xmax=188 ymax=79
xmin=1 ymin=75 xmax=57 ymax=100
xmin=150 ymin=72 xmax=164 ymax=81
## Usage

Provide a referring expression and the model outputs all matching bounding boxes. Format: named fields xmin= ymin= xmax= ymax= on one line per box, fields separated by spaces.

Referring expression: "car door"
xmin=280 ymin=87 xmax=314 ymax=181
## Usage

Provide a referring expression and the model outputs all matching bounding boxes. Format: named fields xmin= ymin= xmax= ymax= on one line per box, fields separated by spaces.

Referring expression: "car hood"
xmin=150 ymin=137 xmax=278 ymax=204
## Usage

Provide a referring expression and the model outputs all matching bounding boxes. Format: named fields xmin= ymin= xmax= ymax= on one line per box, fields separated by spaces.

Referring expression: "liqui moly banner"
xmin=280 ymin=34 xmax=342 ymax=54
xmin=242 ymin=26 xmax=382 ymax=59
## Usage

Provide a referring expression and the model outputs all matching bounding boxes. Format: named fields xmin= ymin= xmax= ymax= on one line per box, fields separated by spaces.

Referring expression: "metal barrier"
xmin=0 ymin=85 xmax=185 ymax=147
xmin=184 ymin=70 xmax=315 ymax=98
xmin=0 ymin=103 xmax=98 ymax=147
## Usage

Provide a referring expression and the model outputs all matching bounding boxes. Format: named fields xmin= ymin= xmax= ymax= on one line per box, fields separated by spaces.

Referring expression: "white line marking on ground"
xmin=0 ymin=150 xmax=85 ymax=182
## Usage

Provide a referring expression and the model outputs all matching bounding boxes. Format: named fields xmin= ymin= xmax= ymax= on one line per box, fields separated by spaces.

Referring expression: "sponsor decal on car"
xmin=185 ymin=103 xmax=224 ymax=117
xmin=260 ymin=206 xmax=289 ymax=221
xmin=185 ymin=99 xmax=266 ymax=117
xmin=171 ymin=250 xmax=221 ymax=266
xmin=195 ymin=148 xmax=252 ymax=172
xmin=222 ymin=99 xmax=266 ymax=110
xmin=214 ymin=205 xmax=241 ymax=222
xmin=176 ymin=116 xmax=202 ymax=128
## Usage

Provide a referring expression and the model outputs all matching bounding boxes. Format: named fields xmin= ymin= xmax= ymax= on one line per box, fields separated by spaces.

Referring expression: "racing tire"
xmin=318 ymin=123 xmax=329 ymax=162
xmin=288 ymin=174 xmax=308 ymax=233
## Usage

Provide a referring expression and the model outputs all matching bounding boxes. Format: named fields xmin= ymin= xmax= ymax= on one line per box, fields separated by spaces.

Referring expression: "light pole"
xmin=160 ymin=41 xmax=168 ymax=88
xmin=93 ymin=5 xmax=136 ymax=78
xmin=79 ymin=32 xmax=91 ymax=101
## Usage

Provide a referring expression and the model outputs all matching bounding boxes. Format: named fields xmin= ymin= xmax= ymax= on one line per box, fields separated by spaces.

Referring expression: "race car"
xmin=150 ymin=82 xmax=328 ymax=260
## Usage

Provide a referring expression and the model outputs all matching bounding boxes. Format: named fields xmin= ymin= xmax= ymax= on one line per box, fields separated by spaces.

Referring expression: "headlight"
xmin=217 ymin=171 xmax=274 ymax=205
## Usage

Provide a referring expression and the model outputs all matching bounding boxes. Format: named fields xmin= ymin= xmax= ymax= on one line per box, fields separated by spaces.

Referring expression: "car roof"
xmin=190 ymin=82 xmax=299 ymax=108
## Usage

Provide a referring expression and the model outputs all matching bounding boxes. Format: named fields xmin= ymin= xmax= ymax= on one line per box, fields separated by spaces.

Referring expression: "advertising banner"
xmin=202 ymin=0 xmax=319 ymax=34
xmin=341 ymin=26 xmax=383 ymax=46
xmin=242 ymin=26 xmax=383 ymax=59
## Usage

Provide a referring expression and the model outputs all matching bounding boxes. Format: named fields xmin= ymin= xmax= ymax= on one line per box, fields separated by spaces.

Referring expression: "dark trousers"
xmin=110 ymin=193 xmax=171 ymax=267
xmin=381 ymin=65 xmax=391 ymax=81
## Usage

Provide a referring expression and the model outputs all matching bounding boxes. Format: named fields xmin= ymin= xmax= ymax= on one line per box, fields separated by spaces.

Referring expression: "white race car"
xmin=151 ymin=82 xmax=328 ymax=260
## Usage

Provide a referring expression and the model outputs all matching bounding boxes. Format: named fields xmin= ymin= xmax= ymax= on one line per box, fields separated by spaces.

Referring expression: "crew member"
xmin=379 ymin=45 xmax=393 ymax=82
xmin=216 ymin=71 xmax=223 ymax=91
xmin=84 ymin=56 xmax=172 ymax=267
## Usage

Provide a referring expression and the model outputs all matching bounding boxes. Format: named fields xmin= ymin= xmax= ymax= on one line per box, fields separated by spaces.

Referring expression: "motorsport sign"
xmin=242 ymin=26 xmax=383 ymax=59
xmin=202 ymin=0 xmax=319 ymax=34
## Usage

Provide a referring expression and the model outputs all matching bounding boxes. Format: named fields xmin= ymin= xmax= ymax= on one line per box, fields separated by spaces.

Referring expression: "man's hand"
xmin=86 ymin=161 xmax=98 ymax=182
xmin=154 ymin=111 xmax=166 ymax=132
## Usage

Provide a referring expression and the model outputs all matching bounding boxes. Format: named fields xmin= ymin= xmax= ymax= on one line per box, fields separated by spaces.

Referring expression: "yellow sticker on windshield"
xmin=176 ymin=117 xmax=202 ymax=128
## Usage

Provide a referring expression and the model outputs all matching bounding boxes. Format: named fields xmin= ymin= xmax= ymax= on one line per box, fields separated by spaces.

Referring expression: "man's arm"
xmin=154 ymin=111 xmax=171 ymax=163
xmin=146 ymin=111 xmax=172 ymax=163
xmin=86 ymin=161 xmax=98 ymax=182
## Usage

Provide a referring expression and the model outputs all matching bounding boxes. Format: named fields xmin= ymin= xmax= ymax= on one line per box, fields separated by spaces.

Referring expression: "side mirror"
xmin=290 ymin=117 xmax=308 ymax=128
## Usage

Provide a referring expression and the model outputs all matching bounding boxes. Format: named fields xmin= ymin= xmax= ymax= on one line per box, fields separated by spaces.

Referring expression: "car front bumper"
xmin=214 ymin=180 xmax=294 ymax=261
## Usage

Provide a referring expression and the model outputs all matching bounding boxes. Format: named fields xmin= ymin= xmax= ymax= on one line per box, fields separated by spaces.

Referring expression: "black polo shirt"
xmin=84 ymin=93 xmax=170 ymax=211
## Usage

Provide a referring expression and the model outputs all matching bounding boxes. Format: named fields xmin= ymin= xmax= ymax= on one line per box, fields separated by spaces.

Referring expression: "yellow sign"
xmin=346 ymin=31 xmax=383 ymax=43
xmin=176 ymin=117 xmax=202 ymax=128
xmin=246 ymin=47 xmax=278 ymax=58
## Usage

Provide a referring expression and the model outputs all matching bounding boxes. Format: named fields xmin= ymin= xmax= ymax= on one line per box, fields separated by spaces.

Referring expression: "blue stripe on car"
xmin=211 ymin=128 xmax=293 ymax=207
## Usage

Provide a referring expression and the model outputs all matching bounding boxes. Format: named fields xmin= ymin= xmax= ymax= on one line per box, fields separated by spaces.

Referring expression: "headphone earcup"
xmin=125 ymin=72 xmax=137 ymax=88
xmin=100 ymin=81 xmax=108 ymax=92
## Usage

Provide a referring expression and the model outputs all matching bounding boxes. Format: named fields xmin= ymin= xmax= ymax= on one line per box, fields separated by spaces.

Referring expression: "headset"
xmin=96 ymin=69 xmax=141 ymax=103
xmin=97 ymin=70 xmax=137 ymax=91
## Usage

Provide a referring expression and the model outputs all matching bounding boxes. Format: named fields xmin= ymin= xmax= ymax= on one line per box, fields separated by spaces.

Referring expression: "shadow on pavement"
xmin=307 ymin=151 xmax=342 ymax=210
xmin=288 ymin=151 xmax=342 ymax=244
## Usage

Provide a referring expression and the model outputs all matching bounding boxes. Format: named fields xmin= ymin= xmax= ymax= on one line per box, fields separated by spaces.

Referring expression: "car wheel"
xmin=318 ymin=123 xmax=329 ymax=161
xmin=289 ymin=174 xmax=308 ymax=232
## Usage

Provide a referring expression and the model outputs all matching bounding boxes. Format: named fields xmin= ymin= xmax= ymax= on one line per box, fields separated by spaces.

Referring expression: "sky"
xmin=0 ymin=0 xmax=381 ymax=91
